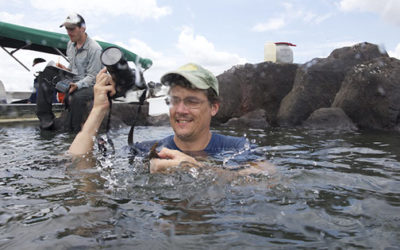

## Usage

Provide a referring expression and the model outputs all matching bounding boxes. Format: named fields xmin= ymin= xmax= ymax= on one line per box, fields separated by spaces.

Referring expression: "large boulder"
xmin=302 ymin=107 xmax=357 ymax=131
xmin=221 ymin=109 xmax=269 ymax=129
xmin=108 ymin=103 xmax=149 ymax=128
xmin=277 ymin=42 xmax=389 ymax=127
xmin=215 ymin=61 xmax=298 ymax=126
xmin=332 ymin=57 xmax=400 ymax=130
xmin=105 ymin=103 xmax=169 ymax=129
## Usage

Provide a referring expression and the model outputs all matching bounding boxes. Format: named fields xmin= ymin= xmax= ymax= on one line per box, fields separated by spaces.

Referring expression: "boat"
xmin=0 ymin=21 xmax=168 ymax=124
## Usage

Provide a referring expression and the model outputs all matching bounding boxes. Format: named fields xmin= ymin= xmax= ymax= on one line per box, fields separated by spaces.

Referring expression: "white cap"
xmin=60 ymin=13 xmax=85 ymax=28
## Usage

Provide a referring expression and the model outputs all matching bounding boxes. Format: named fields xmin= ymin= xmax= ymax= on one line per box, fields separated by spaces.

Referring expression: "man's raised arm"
xmin=69 ymin=68 xmax=115 ymax=155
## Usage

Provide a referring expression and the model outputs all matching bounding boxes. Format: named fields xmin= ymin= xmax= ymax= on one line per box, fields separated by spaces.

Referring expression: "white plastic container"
xmin=264 ymin=42 xmax=276 ymax=62
xmin=147 ymin=96 xmax=170 ymax=116
xmin=264 ymin=42 xmax=296 ymax=63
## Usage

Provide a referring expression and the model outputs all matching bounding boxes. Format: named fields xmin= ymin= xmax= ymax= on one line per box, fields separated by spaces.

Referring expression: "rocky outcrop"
xmin=107 ymin=103 xmax=170 ymax=128
xmin=302 ymin=107 xmax=357 ymax=131
xmin=332 ymin=57 xmax=400 ymax=130
xmin=107 ymin=103 xmax=149 ymax=129
xmin=276 ymin=42 xmax=388 ymax=127
xmin=221 ymin=109 xmax=269 ymax=129
xmin=215 ymin=61 xmax=298 ymax=125
xmin=214 ymin=42 xmax=400 ymax=132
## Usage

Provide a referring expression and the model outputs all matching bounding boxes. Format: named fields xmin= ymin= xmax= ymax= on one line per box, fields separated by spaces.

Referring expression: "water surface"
xmin=1 ymin=123 xmax=399 ymax=249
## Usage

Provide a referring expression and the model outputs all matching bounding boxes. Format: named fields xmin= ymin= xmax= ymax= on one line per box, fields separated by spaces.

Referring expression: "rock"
xmin=332 ymin=56 xmax=400 ymax=130
xmin=215 ymin=61 xmax=298 ymax=125
xmin=147 ymin=114 xmax=170 ymax=126
xmin=277 ymin=42 xmax=389 ymax=127
xmin=107 ymin=103 xmax=149 ymax=129
xmin=221 ymin=109 xmax=269 ymax=129
xmin=302 ymin=107 xmax=357 ymax=131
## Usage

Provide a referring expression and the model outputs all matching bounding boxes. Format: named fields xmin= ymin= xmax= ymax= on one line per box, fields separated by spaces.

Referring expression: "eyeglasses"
xmin=165 ymin=96 xmax=206 ymax=109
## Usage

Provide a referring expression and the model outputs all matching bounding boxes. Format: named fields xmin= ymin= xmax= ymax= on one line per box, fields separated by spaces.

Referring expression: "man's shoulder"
xmin=205 ymin=133 xmax=247 ymax=153
xmin=212 ymin=133 xmax=246 ymax=144
xmin=86 ymin=35 xmax=102 ymax=51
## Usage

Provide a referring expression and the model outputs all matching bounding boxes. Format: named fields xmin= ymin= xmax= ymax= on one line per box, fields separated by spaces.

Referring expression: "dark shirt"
xmin=135 ymin=133 xmax=247 ymax=156
xmin=120 ymin=133 xmax=257 ymax=169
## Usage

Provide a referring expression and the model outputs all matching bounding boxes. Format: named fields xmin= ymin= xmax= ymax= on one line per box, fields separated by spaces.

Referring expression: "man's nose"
xmin=174 ymin=100 xmax=189 ymax=112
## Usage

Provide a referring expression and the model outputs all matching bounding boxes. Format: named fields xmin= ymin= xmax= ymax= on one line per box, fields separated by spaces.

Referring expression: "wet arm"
xmin=68 ymin=107 xmax=108 ymax=155
xmin=68 ymin=68 xmax=115 ymax=155
xmin=148 ymin=147 xmax=276 ymax=176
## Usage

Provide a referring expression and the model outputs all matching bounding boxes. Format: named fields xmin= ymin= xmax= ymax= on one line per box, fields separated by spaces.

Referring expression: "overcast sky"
xmin=1 ymin=0 xmax=399 ymax=91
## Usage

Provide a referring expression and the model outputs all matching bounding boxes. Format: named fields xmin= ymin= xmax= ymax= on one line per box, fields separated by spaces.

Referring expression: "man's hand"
xmin=69 ymin=82 xmax=78 ymax=94
xmin=93 ymin=68 xmax=116 ymax=111
xmin=149 ymin=148 xmax=200 ymax=173
xmin=56 ymin=62 xmax=69 ymax=70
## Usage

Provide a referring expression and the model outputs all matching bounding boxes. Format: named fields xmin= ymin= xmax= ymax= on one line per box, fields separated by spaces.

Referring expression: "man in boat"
xmin=36 ymin=13 xmax=102 ymax=132
xmin=69 ymin=63 xmax=273 ymax=174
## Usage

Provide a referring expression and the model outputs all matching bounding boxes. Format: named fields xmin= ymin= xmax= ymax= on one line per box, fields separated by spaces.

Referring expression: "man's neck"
xmin=76 ymin=33 xmax=87 ymax=49
xmin=174 ymin=131 xmax=212 ymax=152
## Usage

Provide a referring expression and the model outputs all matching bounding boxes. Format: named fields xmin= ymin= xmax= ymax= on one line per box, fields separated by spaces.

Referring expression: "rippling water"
xmin=1 ymin=123 xmax=399 ymax=249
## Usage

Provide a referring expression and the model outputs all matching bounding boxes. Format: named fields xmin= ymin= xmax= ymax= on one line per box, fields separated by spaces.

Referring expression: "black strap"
xmin=105 ymin=93 xmax=115 ymax=154
xmin=97 ymin=93 xmax=115 ymax=155
xmin=98 ymin=89 xmax=147 ymax=155
xmin=128 ymin=89 xmax=147 ymax=147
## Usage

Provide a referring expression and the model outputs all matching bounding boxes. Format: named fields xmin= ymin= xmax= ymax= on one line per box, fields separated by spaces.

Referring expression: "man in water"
xmin=69 ymin=63 xmax=273 ymax=174
xmin=36 ymin=13 xmax=102 ymax=131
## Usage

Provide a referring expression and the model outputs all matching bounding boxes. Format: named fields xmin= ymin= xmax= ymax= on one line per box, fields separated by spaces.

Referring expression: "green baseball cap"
xmin=161 ymin=63 xmax=219 ymax=96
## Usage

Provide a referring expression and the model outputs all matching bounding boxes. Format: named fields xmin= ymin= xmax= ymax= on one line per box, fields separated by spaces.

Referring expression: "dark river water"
xmin=1 ymin=122 xmax=399 ymax=249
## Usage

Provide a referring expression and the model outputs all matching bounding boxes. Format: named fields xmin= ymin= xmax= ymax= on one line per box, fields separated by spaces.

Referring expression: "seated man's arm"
xmin=69 ymin=68 xmax=115 ymax=155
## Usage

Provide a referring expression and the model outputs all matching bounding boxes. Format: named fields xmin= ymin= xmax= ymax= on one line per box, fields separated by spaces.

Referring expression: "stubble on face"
xmin=67 ymin=26 xmax=84 ymax=43
xmin=169 ymin=86 xmax=212 ymax=143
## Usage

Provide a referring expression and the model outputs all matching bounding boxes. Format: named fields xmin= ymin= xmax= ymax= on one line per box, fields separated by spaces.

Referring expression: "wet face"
xmin=65 ymin=25 xmax=85 ymax=43
xmin=168 ymin=85 xmax=219 ymax=143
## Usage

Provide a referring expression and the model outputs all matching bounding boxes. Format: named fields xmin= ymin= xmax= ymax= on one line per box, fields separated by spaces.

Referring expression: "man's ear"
xmin=211 ymin=102 xmax=219 ymax=116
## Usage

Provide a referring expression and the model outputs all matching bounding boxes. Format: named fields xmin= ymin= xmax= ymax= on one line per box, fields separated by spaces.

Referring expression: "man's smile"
xmin=175 ymin=117 xmax=193 ymax=124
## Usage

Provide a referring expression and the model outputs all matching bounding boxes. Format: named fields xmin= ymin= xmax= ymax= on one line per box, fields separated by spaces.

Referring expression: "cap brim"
xmin=60 ymin=22 xmax=78 ymax=28
xmin=161 ymin=72 xmax=210 ymax=90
